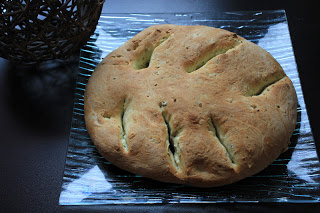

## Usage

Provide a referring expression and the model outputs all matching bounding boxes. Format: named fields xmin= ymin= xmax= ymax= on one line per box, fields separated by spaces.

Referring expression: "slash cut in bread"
xmin=84 ymin=24 xmax=297 ymax=187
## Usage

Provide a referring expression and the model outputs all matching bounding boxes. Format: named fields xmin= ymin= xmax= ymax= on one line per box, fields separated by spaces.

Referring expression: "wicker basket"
xmin=0 ymin=0 xmax=105 ymax=64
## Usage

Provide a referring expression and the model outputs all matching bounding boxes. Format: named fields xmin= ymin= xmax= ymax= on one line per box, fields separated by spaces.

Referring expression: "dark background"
xmin=1 ymin=0 xmax=319 ymax=212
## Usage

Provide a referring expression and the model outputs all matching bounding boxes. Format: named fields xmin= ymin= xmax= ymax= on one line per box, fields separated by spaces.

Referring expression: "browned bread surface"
xmin=84 ymin=24 xmax=297 ymax=187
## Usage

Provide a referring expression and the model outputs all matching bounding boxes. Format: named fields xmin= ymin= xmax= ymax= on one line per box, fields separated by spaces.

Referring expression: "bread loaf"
xmin=84 ymin=24 xmax=297 ymax=187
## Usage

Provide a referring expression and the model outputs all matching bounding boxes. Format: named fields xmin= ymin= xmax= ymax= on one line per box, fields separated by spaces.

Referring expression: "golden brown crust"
xmin=84 ymin=24 xmax=297 ymax=187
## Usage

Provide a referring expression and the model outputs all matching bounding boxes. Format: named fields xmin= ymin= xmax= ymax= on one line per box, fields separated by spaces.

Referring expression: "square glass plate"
xmin=59 ymin=10 xmax=320 ymax=205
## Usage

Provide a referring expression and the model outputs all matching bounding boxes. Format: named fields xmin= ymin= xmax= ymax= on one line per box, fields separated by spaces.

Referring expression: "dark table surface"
xmin=1 ymin=0 xmax=319 ymax=212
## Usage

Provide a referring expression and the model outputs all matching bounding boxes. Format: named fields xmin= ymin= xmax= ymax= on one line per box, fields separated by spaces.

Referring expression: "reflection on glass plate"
xmin=59 ymin=10 xmax=320 ymax=205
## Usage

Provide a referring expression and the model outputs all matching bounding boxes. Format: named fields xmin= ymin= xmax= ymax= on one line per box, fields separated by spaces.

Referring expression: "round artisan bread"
xmin=84 ymin=24 xmax=297 ymax=187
